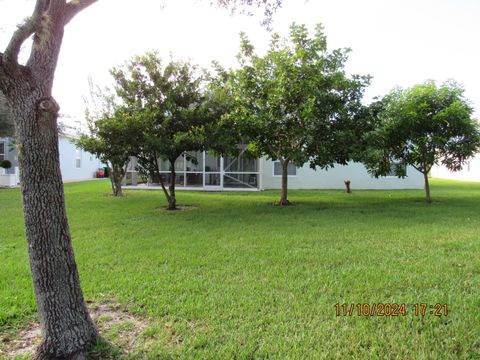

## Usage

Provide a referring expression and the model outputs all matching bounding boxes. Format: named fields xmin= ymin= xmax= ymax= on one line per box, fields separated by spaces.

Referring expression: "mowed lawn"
xmin=1 ymin=179 xmax=479 ymax=359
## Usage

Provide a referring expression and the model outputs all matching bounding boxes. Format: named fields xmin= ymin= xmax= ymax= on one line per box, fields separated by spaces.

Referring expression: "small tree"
xmin=112 ymin=53 xmax=222 ymax=210
xmin=231 ymin=23 xmax=370 ymax=205
xmin=75 ymin=85 xmax=141 ymax=197
xmin=362 ymin=81 xmax=480 ymax=204
xmin=76 ymin=114 xmax=139 ymax=197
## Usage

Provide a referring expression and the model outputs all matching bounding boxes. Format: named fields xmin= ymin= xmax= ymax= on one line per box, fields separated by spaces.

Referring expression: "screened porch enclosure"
xmin=152 ymin=150 xmax=260 ymax=190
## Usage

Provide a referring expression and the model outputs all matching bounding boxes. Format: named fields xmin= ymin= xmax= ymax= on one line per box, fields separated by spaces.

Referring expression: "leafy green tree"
xmin=231 ymin=23 xmax=370 ymax=205
xmin=112 ymin=53 xmax=228 ymax=210
xmin=75 ymin=90 xmax=140 ymax=197
xmin=362 ymin=81 xmax=480 ymax=204
xmin=0 ymin=1 xmax=282 ymax=357
xmin=76 ymin=85 xmax=141 ymax=197
xmin=202 ymin=62 xmax=243 ymax=155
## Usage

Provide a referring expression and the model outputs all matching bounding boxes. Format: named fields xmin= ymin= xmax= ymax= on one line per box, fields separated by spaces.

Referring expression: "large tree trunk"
xmin=279 ymin=159 xmax=291 ymax=206
xmin=423 ymin=171 xmax=431 ymax=204
xmin=8 ymin=87 xmax=97 ymax=359
xmin=0 ymin=4 xmax=101 ymax=356
xmin=168 ymin=166 xmax=177 ymax=210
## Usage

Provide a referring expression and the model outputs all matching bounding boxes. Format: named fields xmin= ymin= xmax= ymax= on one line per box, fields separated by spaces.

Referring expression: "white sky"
xmin=1 ymin=0 xmax=480 ymax=126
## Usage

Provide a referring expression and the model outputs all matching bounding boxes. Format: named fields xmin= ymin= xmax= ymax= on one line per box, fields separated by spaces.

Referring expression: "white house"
xmin=2 ymin=136 xmax=425 ymax=190
xmin=0 ymin=136 xmax=103 ymax=187
xmin=125 ymin=151 xmax=424 ymax=191
xmin=0 ymin=137 xmax=20 ymax=187
xmin=431 ymin=155 xmax=480 ymax=182
xmin=58 ymin=137 xmax=104 ymax=182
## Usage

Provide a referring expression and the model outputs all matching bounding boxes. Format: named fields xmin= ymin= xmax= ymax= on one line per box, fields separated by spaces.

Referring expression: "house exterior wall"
xmin=58 ymin=137 xmax=103 ymax=182
xmin=0 ymin=136 xmax=102 ymax=185
xmin=0 ymin=137 xmax=19 ymax=174
xmin=260 ymin=158 xmax=424 ymax=190
xmin=431 ymin=155 xmax=480 ymax=182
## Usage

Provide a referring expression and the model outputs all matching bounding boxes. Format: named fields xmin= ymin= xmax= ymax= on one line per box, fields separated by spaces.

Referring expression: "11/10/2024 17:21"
xmin=334 ymin=303 xmax=448 ymax=317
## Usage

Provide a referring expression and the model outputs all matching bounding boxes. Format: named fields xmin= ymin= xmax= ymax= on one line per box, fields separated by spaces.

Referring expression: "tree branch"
xmin=64 ymin=0 xmax=98 ymax=25
xmin=2 ymin=0 xmax=47 ymax=71
xmin=410 ymin=162 xmax=422 ymax=173
xmin=0 ymin=52 xmax=28 ymax=93
xmin=25 ymin=1 xmax=68 ymax=75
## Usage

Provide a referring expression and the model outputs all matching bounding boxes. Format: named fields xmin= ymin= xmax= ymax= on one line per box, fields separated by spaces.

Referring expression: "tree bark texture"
xmin=423 ymin=172 xmax=431 ymax=204
xmin=168 ymin=166 xmax=177 ymax=210
xmin=154 ymin=156 xmax=171 ymax=206
xmin=110 ymin=163 xmax=125 ymax=197
xmin=154 ymin=159 xmax=177 ymax=210
xmin=279 ymin=159 xmax=291 ymax=205
xmin=8 ymin=84 xmax=97 ymax=360
xmin=0 ymin=1 xmax=100 ymax=358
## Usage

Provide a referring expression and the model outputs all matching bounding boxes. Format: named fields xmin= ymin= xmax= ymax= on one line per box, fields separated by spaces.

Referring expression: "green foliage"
xmin=229 ymin=23 xmax=370 ymax=202
xmin=232 ymin=24 xmax=370 ymax=166
xmin=0 ymin=159 xmax=12 ymax=169
xmin=110 ymin=53 xmax=234 ymax=207
xmin=202 ymin=61 xmax=243 ymax=156
xmin=75 ymin=115 xmax=137 ymax=172
xmin=75 ymin=85 xmax=142 ymax=196
xmin=76 ymin=105 xmax=139 ymax=172
xmin=363 ymin=81 xmax=480 ymax=177
xmin=111 ymin=53 xmax=225 ymax=168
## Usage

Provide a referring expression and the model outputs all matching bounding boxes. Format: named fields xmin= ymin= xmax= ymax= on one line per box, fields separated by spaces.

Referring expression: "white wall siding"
xmin=431 ymin=156 xmax=480 ymax=182
xmin=261 ymin=159 xmax=424 ymax=190
xmin=0 ymin=137 xmax=18 ymax=174
xmin=58 ymin=137 xmax=103 ymax=182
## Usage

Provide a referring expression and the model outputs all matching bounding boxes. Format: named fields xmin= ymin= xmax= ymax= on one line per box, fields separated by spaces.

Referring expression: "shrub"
xmin=0 ymin=159 xmax=12 ymax=169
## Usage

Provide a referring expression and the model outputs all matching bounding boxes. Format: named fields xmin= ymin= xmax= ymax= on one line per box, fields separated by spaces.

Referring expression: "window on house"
xmin=386 ymin=161 xmax=406 ymax=177
xmin=75 ymin=149 xmax=81 ymax=168
xmin=273 ymin=161 xmax=297 ymax=176
xmin=0 ymin=143 xmax=4 ymax=161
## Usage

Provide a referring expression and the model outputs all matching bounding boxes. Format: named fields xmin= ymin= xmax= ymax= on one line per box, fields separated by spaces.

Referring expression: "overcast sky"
xmin=1 ymin=0 xmax=480 ymax=126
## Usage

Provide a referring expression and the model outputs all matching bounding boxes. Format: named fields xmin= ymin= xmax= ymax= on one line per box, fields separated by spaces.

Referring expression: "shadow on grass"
xmin=151 ymin=189 xmax=480 ymax=234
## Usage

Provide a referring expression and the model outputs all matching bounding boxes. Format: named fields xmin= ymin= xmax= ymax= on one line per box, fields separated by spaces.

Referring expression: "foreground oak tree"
xmin=0 ymin=3 xmax=100 ymax=359
xmin=0 ymin=1 xmax=281 ymax=358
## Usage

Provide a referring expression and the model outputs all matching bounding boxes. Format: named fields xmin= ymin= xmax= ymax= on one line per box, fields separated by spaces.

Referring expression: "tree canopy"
xmin=229 ymin=23 xmax=371 ymax=205
xmin=111 ymin=53 xmax=230 ymax=210
xmin=362 ymin=80 xmax=480 ymax=203
xmin=76 ymin=87 xmax=141 ymax=197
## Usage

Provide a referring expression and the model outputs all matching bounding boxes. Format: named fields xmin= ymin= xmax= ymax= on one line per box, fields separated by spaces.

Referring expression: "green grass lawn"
xmin=1 ymin=179 xmax=479 ymax=359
